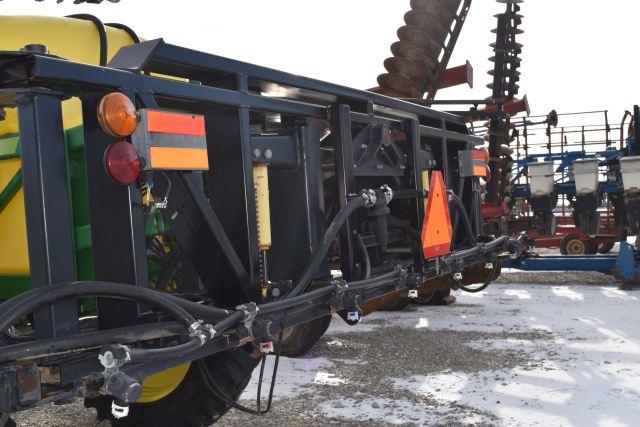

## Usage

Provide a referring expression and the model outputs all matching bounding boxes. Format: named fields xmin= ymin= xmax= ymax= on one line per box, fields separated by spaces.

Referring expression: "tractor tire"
xmin=277 ymin=315 xmax=332 ymax=358
xmin=317 ymin=314 xmax=333 ymax=337
xmin=598 ymin=241 xmax=615 ymax=254
xmin=586 ymin=239 xmax=598 ymax=254
xmin=86 ymin=345 xmax=260 ymax=427
xmin=560 ymin=234 xmax=589 ymax=255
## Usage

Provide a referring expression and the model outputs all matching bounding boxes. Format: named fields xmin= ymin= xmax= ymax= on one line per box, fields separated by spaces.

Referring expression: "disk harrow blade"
xmin=376 ymin=0 xmax=468 ymax=98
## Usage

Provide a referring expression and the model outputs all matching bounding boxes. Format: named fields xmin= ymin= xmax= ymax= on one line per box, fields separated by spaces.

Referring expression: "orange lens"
xmin=97 ymin=92 xmax=138 ymax=137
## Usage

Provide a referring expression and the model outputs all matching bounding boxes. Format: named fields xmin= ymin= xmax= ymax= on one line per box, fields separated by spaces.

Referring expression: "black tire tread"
xmin=278 ymin=316 xmax=331 ymax=358
xmin=86 ymin=345 xmax=260 ymax=427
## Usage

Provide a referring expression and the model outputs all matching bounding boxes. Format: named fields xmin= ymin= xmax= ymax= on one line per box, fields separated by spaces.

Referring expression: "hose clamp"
xmin=380 ymin=184 xmax=394 ymax=205
xmin=236 ymin=302 xmax=259 ymax=338
xmin=202 ymin=324 xmax=217 ymax=340
xmin=329 ymin=279 xmax=348 ymax=307
xmin=360 ymin=189 xmax=377 ymax=208
xmin=188 ymin=320 xmax=203 ymax=335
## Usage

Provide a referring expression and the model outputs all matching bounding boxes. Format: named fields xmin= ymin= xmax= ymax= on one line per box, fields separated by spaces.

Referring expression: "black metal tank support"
xmin=204 ymin=104 xmax=261 ymax=304
xmin=404 ymin=118 xmax=425 ymax=270
xmin=81 ymin=92 xmax=150 ymax=329
xmin=268 ymin=126 xmax=327 ymax=281
xmin=16 ymin=90 xmax=79 ymax=339
xmin=330 ymin=104 xmax=356 ymax=281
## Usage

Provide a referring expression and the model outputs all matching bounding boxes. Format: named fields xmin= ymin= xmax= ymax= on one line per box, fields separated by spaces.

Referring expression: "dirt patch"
xmin=220 ymin=326 xmax=553 ymax=426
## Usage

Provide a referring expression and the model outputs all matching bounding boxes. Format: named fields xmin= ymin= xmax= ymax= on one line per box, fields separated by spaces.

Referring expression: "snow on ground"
xmin=230 ymin=281 xmax=640 ymax=426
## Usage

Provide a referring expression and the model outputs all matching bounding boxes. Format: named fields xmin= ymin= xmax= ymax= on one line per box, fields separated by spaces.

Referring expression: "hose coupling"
xmin=98 ymin=345 xmax=131 ymax=372
xmin=188 ymin=321 xmax=216 ymax=346
xmin=379 ymin=184 xmax=394 ymax=205
xmin=236 ymin=302 xmax=260 ymax=338
xmin=236 ymin=302 xmax=259 ymax=323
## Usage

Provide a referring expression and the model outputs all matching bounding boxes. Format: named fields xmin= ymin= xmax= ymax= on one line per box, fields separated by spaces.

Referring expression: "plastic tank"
xmin=0 ymin=16 xmax=137 ymax=275
xmin=620 ymin=156 xmax=640 ymax=191
xmin=527 ymin=161 xmax=555 ymax=197
xmin=572 ymin=159 xmax=599 ymax=195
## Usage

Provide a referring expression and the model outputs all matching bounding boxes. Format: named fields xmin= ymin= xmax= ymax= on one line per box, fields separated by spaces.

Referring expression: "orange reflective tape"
xmin=473 ymin=166 xmax=486 ymax=176
xmin=421 ymin=171 xmax=453 ymax=259
xmin=472 ymin=150 xmax=485 ymax=161
xmin=147 ymin=110 xmax=205 ymax=136
xmin=149 ymin=147 xmax=209 ymax=170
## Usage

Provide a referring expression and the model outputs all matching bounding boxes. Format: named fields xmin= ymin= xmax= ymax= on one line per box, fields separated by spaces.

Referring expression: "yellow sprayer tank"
xmin=0 ymin=16 xmax=137 ymax=274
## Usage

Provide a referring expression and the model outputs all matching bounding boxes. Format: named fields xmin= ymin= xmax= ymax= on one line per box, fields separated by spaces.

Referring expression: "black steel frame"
xmin=0 ymin=39 xmax=487 ymax=401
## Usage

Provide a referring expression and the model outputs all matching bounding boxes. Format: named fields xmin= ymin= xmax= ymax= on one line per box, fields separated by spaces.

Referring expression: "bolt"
xmin=377 ymin=164 xmax=383 ymax=170
xmin=264 ymin=148 xmax=273 ymax=159
xmin=399 ymin=165 xmax=406 ymax=170
xmin=360 ymin=144 xmax=368 ymax=149
xmin=252 ymin=148 xmax=261 ymax=159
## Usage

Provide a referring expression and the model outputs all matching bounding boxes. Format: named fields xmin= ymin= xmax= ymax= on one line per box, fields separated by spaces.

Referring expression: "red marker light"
xmin=104 ymin=140 xmax=141 ymax=185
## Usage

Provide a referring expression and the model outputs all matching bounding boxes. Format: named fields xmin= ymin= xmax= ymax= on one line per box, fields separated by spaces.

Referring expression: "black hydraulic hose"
xmin=128 ymin=336 xmax=202 ymax=363
xmin=0 ymin=267 xmax=404 ymax=363
xmin=0 ymin=282 xmax=197 ymax=335
xmin=211 ymin=310 xmax=245 ymax=335
xmin=287 ymin=195 xmax=368 ymax=297
xmin=346 ymin=268 xmax=404 ymax=292
xmin=459 ymin=263 xmax=499 ymax=294
xmin=0 ymin=304 xmax=245 ymax=364
xmin=393 ymin=189 xmax=423 ymax=199
xmin=115 ymin=312 xmax=246 ymax=363
xmin=355 ymin=232 xmax=371 ymax=279
xmin=104 ymin=22 xmax=142 ymax=44
xmin=260 ymin=267 xmax=403 ymax=317
xmin=163 ymin=294 xmax=230 ymax=321
xmin=0 ymin=322 xmax=184 ymax=363
xmin=388 ymin=214 xmax=422 ymax=241
xmin=197 ymin=330 xmax=283 ymax=415
xmin=66 ymin=14 xmax=108 ymax=66
xmin=258 ymin=285 xmax=335 ymax=315
xmin=445 ymin=235 xmax=511 ymax=262
xmin=448 ymin=193 xmax=478 ymax=246
xmin=0 ymin=285 xmax=229 ymax=324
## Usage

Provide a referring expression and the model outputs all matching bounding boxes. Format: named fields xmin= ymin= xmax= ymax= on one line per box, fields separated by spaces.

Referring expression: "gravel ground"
xmin=13 ymin=271 xmax=640 ymax=426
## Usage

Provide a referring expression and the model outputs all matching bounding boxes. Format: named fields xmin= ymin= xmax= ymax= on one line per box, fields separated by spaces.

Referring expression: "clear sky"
xmin=1 ymin=0 xmax=637 ymax=139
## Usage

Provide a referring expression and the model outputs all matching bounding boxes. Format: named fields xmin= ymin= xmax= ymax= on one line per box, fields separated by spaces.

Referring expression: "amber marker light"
xmin=97 ymin=92 xmax=139 ymax=137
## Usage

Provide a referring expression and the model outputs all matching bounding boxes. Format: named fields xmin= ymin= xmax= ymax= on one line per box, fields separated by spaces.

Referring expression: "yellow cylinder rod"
xmin=253 ymin=164 xmax=272 ymax=251
xmin=422 ymin=169 xmax=430 ymax=213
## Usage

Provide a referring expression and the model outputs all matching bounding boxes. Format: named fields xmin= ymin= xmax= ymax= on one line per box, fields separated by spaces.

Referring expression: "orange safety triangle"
xmin=422 ymin=171 xmax=453 ymax=259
